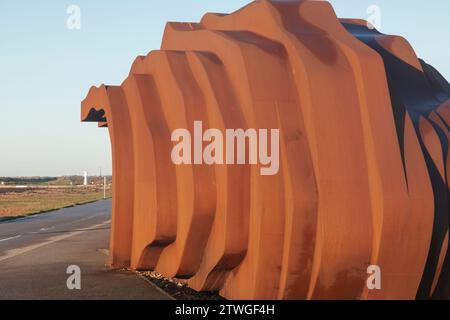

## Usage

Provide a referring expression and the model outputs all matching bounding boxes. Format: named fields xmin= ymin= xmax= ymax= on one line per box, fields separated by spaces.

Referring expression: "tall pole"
xmin=103 ymin=176 xmax=106 ymax=199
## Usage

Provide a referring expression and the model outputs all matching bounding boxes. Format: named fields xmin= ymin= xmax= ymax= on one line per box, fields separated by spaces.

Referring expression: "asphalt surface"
xmin=0 ymin=200 xmax=170 ymax=300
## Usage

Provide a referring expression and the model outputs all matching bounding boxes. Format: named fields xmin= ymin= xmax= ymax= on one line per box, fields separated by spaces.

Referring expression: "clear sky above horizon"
xmin=1 ymin=0 xmax=449 ymax=177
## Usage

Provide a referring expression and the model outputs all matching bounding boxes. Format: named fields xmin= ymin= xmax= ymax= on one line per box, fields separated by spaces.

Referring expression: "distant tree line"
xmin=0 ymin=177 xmax=57 ymax=185
xmin=0 ymin=176 xmax=112 ymax=186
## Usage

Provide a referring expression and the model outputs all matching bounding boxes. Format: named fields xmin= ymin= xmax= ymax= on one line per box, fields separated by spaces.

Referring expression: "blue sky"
xmin=0 ymin=0 xmax=449 ymax=176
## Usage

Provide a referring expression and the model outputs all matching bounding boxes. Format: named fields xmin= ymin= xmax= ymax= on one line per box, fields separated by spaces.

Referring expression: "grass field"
xmin=0 ymin=186 xmax=112 ymax=219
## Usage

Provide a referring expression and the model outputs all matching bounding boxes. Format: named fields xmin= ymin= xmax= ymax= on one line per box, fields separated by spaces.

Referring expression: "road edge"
xmin=135 ymin=272 xmax=176 ymax=300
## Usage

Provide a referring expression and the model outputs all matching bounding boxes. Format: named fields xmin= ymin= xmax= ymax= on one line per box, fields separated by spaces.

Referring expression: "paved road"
xmin=0 ymin=200 xmax=170 ymax=300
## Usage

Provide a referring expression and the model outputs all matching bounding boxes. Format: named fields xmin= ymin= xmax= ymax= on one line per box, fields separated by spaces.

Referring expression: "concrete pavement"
xmin=0 ymin=200 xmax=170 ymax=300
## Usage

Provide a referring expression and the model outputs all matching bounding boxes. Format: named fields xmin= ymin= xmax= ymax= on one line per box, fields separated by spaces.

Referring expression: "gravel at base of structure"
xmin=138 ymin=271 xmax=225 ymax=300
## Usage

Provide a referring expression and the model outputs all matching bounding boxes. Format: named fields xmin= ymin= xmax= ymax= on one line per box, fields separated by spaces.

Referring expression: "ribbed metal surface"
xmin=81 ymin=0 xmax=450 ymax=299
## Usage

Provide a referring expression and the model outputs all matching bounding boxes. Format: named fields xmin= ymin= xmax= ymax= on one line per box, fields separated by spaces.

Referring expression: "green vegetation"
xmin=0 ymin=177 xmax=57 ymax=185
xmin=0 ymin=175 xmax=113 ymax=219
xmin=0 ymin=187 xmax=112 ymax=219
xmin=0 ymin=176 xmax=112 ymax=186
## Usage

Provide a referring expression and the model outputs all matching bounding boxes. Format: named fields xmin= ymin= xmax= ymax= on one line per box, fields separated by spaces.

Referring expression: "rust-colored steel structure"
xmin=82 ymin=0 xmax=450 ymax=299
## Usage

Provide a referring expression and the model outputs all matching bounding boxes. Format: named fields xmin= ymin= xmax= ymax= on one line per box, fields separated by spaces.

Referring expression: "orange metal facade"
xmin=82 ymin=1 xmax=450 ymax=299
